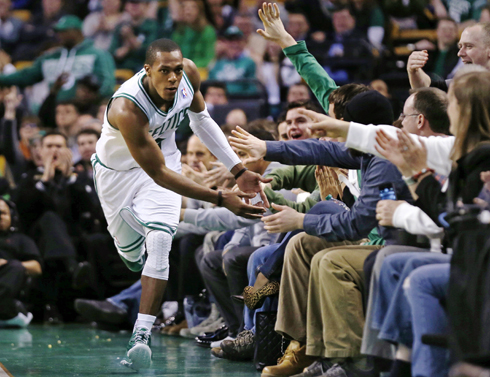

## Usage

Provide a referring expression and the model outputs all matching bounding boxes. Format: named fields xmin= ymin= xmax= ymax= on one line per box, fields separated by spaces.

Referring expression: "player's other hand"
xmin=221 ymin=189 xmax=266 ymax=219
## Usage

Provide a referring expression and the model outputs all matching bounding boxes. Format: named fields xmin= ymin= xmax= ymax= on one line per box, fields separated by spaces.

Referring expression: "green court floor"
xmin=0 ymin=324 xmax=261 ymax=377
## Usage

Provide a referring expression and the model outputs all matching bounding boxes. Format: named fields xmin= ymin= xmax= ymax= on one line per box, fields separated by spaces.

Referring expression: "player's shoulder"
xmin=108 ymin=97 xmax=147 ymax=127
xmin=183 ymin=58 xmax=200 ymax=91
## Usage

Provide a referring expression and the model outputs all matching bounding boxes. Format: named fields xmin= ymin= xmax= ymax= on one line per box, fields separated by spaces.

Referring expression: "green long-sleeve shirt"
xmin=265 ymin=165 xmax=320 ymax=213
xmin=172 ymin=25 xmax=216 ymax=68
xmin=0 ymin=39 xmax=116 ymax=101
xmin=283 ymin=40 xmax=338 ymax=113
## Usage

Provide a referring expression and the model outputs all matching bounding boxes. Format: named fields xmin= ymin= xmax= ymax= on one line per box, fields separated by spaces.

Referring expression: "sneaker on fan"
xmin=211 ymin=335 xmax=235 ymax=348
xmin=189 ymin=304 xmax=222 ymax=335
xmin=123 ymin=327 xmax=152 ymax=370
xmin=191 ymin=316 xmax=225 ymax=336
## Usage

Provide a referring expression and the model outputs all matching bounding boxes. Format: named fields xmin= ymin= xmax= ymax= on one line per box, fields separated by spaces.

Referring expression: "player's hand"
xmin=376 ymin=200 xmax=405 ymax=227
xmin=221 ymin=189 xmax=266 ymax=219
xmin=407 ymin=50 xmax=429 ymax=74
xmin=257 ymin=2 xmax=296 ymax=49
xmin=229 ymin=126 xmax=267 ymax=164
xmin=261 ymin=203 xmax=305 ymax=233
xmin=236 ymin=169 xmax=272 ymax=208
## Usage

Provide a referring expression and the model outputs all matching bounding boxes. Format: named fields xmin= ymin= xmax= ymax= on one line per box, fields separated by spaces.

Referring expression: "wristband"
xmin=217 ymin=190 xmax=223 ymax=207
xmin=234 ymin=167 xmax=248 ymax=180
xmin=412 ymin=168 xmax=435 ymax=182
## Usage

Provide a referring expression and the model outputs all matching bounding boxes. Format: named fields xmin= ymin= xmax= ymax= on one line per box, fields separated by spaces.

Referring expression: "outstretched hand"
xmin=221 ymin=188 xmax=266 ymax=219
xmin=257 ymin=2 xmax=296 ymax=49
xmin=229 ymin=126 xmax=267 ymax=165
xmin=296 ymin=108 xmax=350 ymax=139
xmin=236 ymin=169 xmax=273 ymax=208
xmin=261 ymin=203 xmax=305 ymax=233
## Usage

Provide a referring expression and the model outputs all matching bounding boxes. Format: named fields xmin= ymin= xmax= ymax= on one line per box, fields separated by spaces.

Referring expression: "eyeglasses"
xmin=399 ymin=113 xmax=420 ymax=120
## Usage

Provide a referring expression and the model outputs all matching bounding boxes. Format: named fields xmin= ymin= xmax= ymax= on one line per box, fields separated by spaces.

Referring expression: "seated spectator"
xmin=109 ymin=0 xmax=158 ymax=72
xmin=286 ymin=82 xmax=311 ymax=103
xmin=171 ymin=0 xmax=216 ymax=69
xmin=73 ymin=128 xmax=99 ymax=180
xmin=311 ymin=6 xmax=374 ymax=84
xmin=0 ymin=15 xmax=116 ymax=104
xmin=11 ymin=0 xmax=64 ymax=61
xmin=0 ymin=0 xmax=24 ymax=56
xmin=83 ymin=0 xmax=130 ymax=50
xmin=203 ymin=81 xmax=228 ymax=113
xmin=225 ymin=108 xmax=247 ymax=127
xmin=284 ymin=0 xmax=333 ymax=34
xmin=55 ymin=100 xmax=82 ymax=160
xmin=351 ymin=0 xmax=385 ymax=49
xmin=414 ymin=17 xmax=461 ymax=80
xmin=208 ymin=26 xmax=257 ymax=95
xmin=0 ymin=199 xmax=42 ymax=328
xmin=204 ymin=0 xmax=235 ymax=36
xmin=233 ymin=10 xmax=267 ymax=66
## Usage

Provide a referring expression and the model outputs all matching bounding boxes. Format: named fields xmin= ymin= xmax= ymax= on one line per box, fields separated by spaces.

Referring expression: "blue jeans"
xmin=243 ymin=244 xmax=279 ymax=332
xmin=373 ymin=252 xmax=450 ymax=346
xmin=108 ymin=280 xmax=142 ymax=325
xmin=406 ymin=263 xmax=450 ymax=377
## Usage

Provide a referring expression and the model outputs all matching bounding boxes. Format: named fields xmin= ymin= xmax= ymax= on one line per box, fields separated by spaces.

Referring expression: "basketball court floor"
xmin=0 ymin=324 xmax=260 ymax=376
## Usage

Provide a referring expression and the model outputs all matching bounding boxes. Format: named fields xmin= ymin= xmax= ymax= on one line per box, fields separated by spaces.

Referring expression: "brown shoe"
xmin=261 ymin=340 xmax=316 ymax=377
xmin=243 ymin=281 xmax=280 ymax=310
xmin=162 ymin=320 xmax=188 ymax=335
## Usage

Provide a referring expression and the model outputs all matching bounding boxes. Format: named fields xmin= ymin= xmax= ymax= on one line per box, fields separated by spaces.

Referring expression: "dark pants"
xmin=0 ymin=260 xmax=26 ymax=320
xmin=198 ymin=246 xmax=258 ymax=336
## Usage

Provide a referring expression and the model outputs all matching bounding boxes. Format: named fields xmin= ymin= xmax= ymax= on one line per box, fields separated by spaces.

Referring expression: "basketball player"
xmin=92 ymin=39 xmax=269 ymax=369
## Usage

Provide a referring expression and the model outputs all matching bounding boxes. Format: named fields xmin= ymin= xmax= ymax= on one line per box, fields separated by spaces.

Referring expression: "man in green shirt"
xmin=0 ymin=15 xmax=116 ymax=102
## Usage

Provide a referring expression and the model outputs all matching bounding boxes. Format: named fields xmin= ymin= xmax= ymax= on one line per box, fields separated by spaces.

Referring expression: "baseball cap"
xmin=223 ymin=26 xmax=244 ymax=40
xmin=54 ymin=15 xmax=83 ymax=32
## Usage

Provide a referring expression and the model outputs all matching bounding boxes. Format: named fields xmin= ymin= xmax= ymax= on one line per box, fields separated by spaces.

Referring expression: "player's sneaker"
xmin=124 ymin=327 xmax=152 ymax=370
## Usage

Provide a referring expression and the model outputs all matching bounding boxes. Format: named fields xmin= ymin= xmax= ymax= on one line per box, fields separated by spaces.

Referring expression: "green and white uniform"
xmin=92 ymin=69 xmax=194 ymax=269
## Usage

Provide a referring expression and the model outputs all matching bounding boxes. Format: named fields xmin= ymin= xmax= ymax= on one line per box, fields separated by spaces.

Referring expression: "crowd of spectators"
xmin=0 ymin=1 xmax=490 ymax=377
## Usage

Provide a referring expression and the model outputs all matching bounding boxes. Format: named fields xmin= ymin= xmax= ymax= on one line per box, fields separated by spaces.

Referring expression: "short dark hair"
xmin=329 ymin=84 xmax=370 ymax=119
xmin=410 ymin=87 xmax=450 ymax=135
xmin=332 ymin=5 xmax=354 ymax=16
xmin=286 ymin=100 xmax=322 ymax=114
xmin=247 ymin=127 xmax=275 ymax=141
xmin=76 ymin=128 xmax=101 ymax=142
xmin=203 ymin=81 xmax=227 ymax=96
xmin=145 ymin=39 xmax=182 ymax=66
xmin=247 ymin=119 xmax=278 ymax=140
xmin=42 ymin=130 xmax=68 ymax=146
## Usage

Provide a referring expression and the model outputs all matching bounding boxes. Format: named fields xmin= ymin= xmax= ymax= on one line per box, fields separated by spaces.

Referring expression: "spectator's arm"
xmin=283 ymin=41 xmax=338 ymax=112
xmin=21 ymin=260 xmax=42 ymax=276
xmin=223 ymin=227 xmax=250 ymax=251
xmin=265 ymin=186 xmax=320 ymax=213
xmin=265 ymin=139 xmax=361 ymax=169
xmin=266 ymin=164 xmax=317 ymax=192
xmin=0 ymin=58 xmax=43 ymax=88
xmin=183 ymin=207 xmax=259 ymax=231
xmin=38 ymin=92 xmax=58 ymax=128
xmin=392 ymin=201 xmax=444 ymax=238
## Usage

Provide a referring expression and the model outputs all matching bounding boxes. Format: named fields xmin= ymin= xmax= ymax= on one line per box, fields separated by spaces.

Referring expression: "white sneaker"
xmin=124 ymin=327 xmax=152 ymax=370
xmin=210 ymin=335 xmax=235 ymax=348
xmin=0 ymin=312 xmax=33 ymax=328
xmin=161 ymin=301 xmax=178 ymax=320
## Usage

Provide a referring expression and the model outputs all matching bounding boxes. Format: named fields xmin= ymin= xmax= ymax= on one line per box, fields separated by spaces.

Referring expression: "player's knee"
xmin=142 ymin=230 xmax=172 ymax=280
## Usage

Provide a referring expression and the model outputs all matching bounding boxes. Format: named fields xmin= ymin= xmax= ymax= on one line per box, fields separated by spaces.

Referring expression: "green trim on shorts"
xmin=91 ymin=157 xmax=99 ymax=194
xmin=118 ymin=235 xmax=145 ymax=252
xmin=120 ymin=207 xmax=176 ymax=237
xmin=119 ymin=253 xmax=146 ymax=272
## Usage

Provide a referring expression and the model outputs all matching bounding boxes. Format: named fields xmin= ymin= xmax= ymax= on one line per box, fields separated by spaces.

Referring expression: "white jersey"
xmin=96 ymin=69 xmax=195 ymax=171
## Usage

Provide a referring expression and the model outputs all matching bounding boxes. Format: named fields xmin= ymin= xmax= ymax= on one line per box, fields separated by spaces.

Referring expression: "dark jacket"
xmin=265 ymin=139 xmax=412 ymax=244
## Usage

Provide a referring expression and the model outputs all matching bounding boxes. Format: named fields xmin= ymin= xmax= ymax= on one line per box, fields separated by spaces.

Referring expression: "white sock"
xmin=134 ymin=313 xmax=156 ymax=332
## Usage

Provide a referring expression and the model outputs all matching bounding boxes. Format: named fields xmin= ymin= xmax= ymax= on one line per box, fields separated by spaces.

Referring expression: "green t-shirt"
xmin=171 ymin=25 xmax=216 ymax=68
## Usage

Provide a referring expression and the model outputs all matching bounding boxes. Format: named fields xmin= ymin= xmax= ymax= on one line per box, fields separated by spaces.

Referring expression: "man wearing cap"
xmin=109 ymin=0 xmax=158 ymax=72
xmin=208 ymin=25 xmax=257 ymax=95
xmin=0 ymin=15 xmax=115 ymax=102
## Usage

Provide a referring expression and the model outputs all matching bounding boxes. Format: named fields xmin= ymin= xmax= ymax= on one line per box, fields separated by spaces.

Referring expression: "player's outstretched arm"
xmin=184 ymin=59 xmax=272 ymax=206
xmin=108 ymin=98 xmax=265 ymax=219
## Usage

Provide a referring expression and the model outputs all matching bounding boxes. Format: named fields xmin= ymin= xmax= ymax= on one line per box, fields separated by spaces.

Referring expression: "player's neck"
xmin=142 ymin=76 xmax=174 ymax=112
